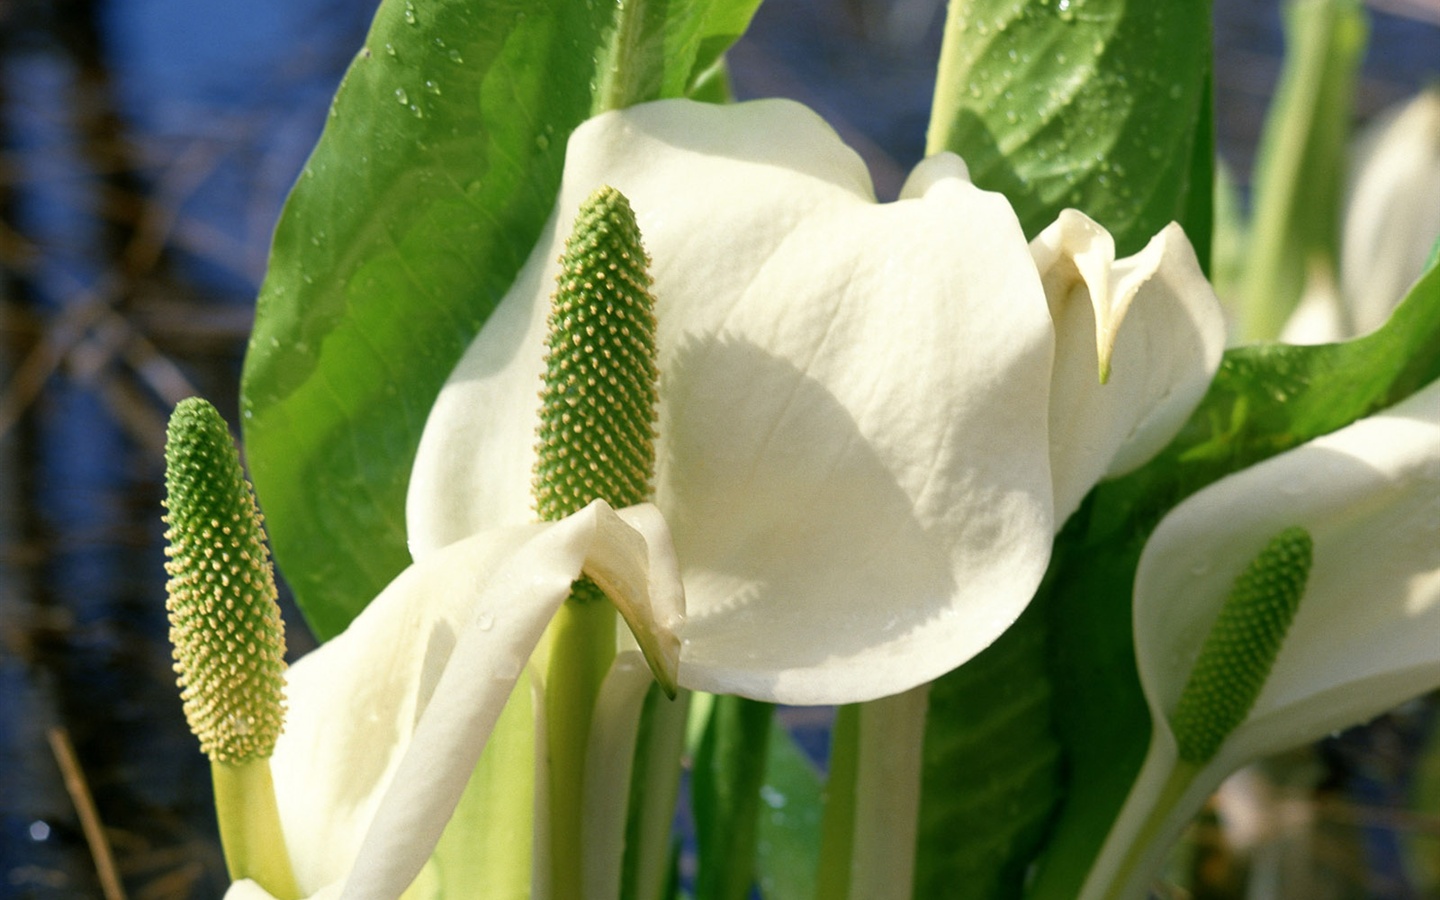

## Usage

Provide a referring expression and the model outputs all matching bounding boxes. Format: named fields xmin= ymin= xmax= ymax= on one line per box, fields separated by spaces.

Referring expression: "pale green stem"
xmin=1093 ymin=760 xmax=1201 ymax=900
xmin=813 ymin=703 xmax=861 ymax=900
xmin=593 ymin=0 xmax=652 ymax=114
xmin=849 ymin=686 xmax=929 ymax=900
xmin=627 ymin=688 xmax=693 ymax=900
xmin=212 ymin=757 xmax=298 ymax=899
xmin=583 ymin=655 xmax=674 ymax=900
xmin=1237 ymin=0 xmax=1366 ymax=341
xmin=812 ymin=688 xmax=929 ymax=900
xmin=926 ymin=0 xmax=975 ymax=157
xmin=545 ymin=597 xmax=617 ymax=900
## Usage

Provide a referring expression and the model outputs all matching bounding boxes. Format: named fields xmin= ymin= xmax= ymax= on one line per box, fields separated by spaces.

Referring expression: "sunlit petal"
xmin=1032 ymin=210 xmax=1226 ymax=524
xmin=409 ymin=99 xmax=1058 ymax=704
xmin=259 ymin=501 xmax=677 ymax=898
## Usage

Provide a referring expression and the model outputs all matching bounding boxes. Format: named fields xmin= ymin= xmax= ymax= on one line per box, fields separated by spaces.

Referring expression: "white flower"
xmin=1283 ymin=86 xmax=1440 ymax=344
xmin=231 ymin=97 xmax=1224 ymax=899
xmin=408 ymin=97 xmax=1225 ymax=704
xmin=1082 ymin=374 xmax=1440 ymax=900
xmin=229 ymin=500 xmax=681 ymax=900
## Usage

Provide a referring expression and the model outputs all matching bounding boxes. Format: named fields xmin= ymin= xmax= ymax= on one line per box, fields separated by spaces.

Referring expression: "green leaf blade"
xmin=913 ymin=605 xmax=1063 ymax=900
xmin=927 ymin=0 xmax=1212 ymax=257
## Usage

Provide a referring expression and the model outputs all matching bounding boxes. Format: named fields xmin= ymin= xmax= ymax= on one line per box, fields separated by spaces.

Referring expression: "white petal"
xmin=1278 ymin=265 xmax=1347 ymax=345
xmin=582 ymin=652 xmax=660 ymax=900
xmin=1032 ymin=211 xmax=1225 ymax=525
xmin=266 ymin=501 xmax=679 ymax=898
xmin=1135 ymin=374 xmax=1440 ymax=768
xmin=409 ymin=99 xmax=1057 ymax=705
xmin=1342 ymin=86 xmax=1440 ymax=337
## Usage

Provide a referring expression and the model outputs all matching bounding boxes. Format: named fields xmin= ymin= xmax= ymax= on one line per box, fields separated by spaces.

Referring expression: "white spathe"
xmin=1082 ymin=374 xmax=1440 ymax=900
xmin=1032 ymin=210 xmax=1225 ymax=523
xmin=227 ymin=499 xmax=679 ymax=900
xmin=407 ymin=97 xmax=1223 ymax=705
xmin=1282 ymin=86 xmax=1440 ymax=344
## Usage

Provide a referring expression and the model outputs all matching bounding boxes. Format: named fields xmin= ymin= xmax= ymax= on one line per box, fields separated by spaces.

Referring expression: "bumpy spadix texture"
xmin=1170 ymin=526 xmax=1312 ymax=764
xmin=164 ymin=398 xmax=286 ymax=764
xmin=534 ymin=185 xmax=658 ymax=524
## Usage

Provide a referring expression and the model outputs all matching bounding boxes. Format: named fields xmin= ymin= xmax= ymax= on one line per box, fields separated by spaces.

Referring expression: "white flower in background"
xmin=229 ymin=96 xmax=1225 ymax=899
xmin=1082 ymin=374 xmax=1440 ymax=900
xmin=1283 ymin=86 xmax=1440 ymax=344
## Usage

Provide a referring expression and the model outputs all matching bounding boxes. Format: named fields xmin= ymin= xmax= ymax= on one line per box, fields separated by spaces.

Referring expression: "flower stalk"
xmin=533 ymin=185 xmax=661 ymax=898
xmin=164 ymin=397 xmax=297 ymax=899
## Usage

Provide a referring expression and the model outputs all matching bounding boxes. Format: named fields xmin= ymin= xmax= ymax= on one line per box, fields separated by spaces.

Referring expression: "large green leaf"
xmin=926 ymin=0 xmax=1212 ymax=258
xmin=913 ymin=605 xmax=1063 ymax=899
xmin=754 ymin=723 xmax=824 ymax=900
xmin=1028 ymin=260 xmax=1440 ymax=898
xmin=1235 ymin=0 xmax=1367 ymax=341
xmin=241 ymin=0 xmax=762 ymax=639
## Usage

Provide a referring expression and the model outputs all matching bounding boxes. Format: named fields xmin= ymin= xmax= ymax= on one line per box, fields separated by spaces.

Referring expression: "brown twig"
xmin=46 ymin=726 xmax=128 ymax=900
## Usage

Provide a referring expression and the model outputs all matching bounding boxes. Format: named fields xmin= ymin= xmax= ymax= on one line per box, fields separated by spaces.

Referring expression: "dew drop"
xmin=395 ymin=87 xmax=409 ymax=105
xmin=424 ymin=79 xmax=441 ymax=95
xmin=403 ymin=1 xmax=417 ymax=24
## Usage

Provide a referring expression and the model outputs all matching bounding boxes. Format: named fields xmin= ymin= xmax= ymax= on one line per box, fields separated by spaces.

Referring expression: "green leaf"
xmin=240 ymin=0 xmax=763 ymax=638
xmin=1027 ymin=259 xmax=1440 ymax=899
xmin=692 ymin=696 xmax=774 ymax=900
xmin=755 ymin=724 xmax=824 ymax=900
xmin=622 ymin=687 xmax=691 ymax=900
xmin=926 ymin=0 xmax=1212 ymax=258
xmin=912 ymin=603 xmax=1063 ymax=899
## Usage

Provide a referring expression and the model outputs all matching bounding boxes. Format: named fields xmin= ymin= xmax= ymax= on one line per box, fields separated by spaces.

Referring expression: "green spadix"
xmin=1169 ymin=525 xmax=1313 ymax=764
xmin=164 ymin=397 xmax=297 ymax=899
